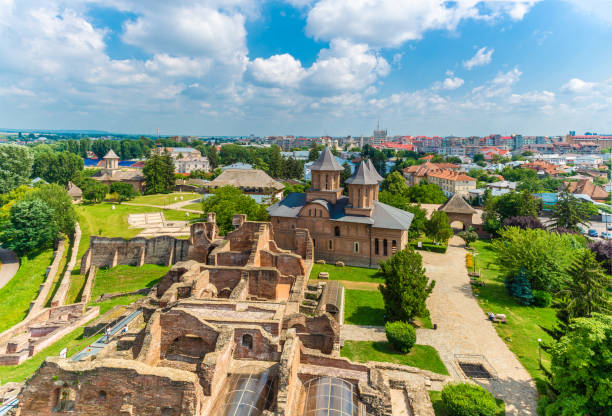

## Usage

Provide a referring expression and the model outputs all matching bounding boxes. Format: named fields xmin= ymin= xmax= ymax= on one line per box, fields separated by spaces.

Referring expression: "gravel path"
xmin=0 ymin=247 xmax=18 ymax=290
xmin=416 ymin=237 xmax=537 ymax=415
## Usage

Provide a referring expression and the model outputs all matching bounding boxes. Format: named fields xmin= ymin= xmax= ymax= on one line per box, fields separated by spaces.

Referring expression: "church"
xmin=268 ymin=148 xmax=414 ymax=267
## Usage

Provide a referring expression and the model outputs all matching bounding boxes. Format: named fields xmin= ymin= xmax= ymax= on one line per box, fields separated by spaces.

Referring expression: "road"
xmin=0 ymin=247 xmax=18 ymax=290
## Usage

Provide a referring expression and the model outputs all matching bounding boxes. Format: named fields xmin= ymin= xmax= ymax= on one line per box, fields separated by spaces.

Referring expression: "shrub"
xmin=533 ymin=290 xmax=552 ymax=307
xmin=466 ymin=253 xmax=474 ymax=269
xmin=410 ymin=242 xmax=447 ymax=253
xmin=441 ymin=383 xmax=499 ymax=416
xmin=384 ymin=321 xmax=416 ymax=353
xmin=504 ymin=269 xmax=534 ymax=305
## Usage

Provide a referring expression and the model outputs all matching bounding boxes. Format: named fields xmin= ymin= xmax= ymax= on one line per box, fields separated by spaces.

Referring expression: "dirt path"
xmin=0 ymin=247 xmax=18 ymax=290
xmin=309 ymin=279 xmax=380 ymax=290
xmin=415 ymin=237 xmax=537 ymax=415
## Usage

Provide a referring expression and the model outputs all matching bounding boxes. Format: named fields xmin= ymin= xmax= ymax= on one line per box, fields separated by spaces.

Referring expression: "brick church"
xmin=269 ymin=148 xmax=414 ymax=267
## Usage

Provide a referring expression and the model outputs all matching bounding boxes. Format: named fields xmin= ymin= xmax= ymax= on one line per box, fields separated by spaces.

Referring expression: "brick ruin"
xmin=12 ymin=214 xmax=444 ymax=415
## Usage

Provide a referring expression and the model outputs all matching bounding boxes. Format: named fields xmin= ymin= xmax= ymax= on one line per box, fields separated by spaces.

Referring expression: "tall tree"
xmin=557 ymin=249 xmax=610 ymax=320
xmin=552 ymin=189 xmax=592 ymax=231
xmin=340 ymin=162 xmax=352 ymax=188
xmin=308 ymin=145 xmax=320 ymax=162
xmin=268 ymin=145 xmax=282 ymax=178
xmin=378 ymin=248 xmax=435 ymax=322
xmin=143 ymin=151 xmax=175 ymax=194
xmin=425 ymin=211 xmax=453 ymax=244
xmin=0 ymin=199 xmax=58 ymax=255
xmin=25 ymin=183 xmax=77 ymax=236
xmin=0 ymin=144 xmax=33 ymax=193
xmin=206 ymin=144 xmax=219 ymax=168
xmin=81 ymin=179 xmax=109 ymax=203
xmin=541 ymin=314 xmax=612 ymax=416
xmin=201 ymin=186 xmax=269 ymax=235
xmin=381 ymin=171 xmax=408 ymax=195
xmin=32 ymin=151 xmax=84 ymax=185
xmin=406 ymin=182 xmax=447 ymax=204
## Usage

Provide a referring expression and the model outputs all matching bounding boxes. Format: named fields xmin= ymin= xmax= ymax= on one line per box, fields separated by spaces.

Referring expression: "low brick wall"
xmin=51 ymin=223 xmax=81 ymax=307
xmin=80 ymin=265 xmax=97 ymax=305
xmin=28 ymin=239 xmax=66 ymax=316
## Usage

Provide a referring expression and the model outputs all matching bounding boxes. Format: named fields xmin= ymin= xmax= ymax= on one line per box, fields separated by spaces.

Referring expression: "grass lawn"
xmin=89 ymin=294 xmax=144 ymax=315
xmin=428 ymin=391 xmax=505 ymax=416
xmin=0 ymin=249 xmax=54 ymax=333
xmin=64 ymin=270 xmax=86 ymax=305
xmin=309 ymin=264 xmax=383 ymax=283
xmin=130 ymin=192 xmax=199 ymax=207
xmin=0 ymin=295 xmax=142 ymax=384
xmin=91 ymin=264 xmax=170 ymax=300
xmin=182 ymin=202 xmax=204 ymax=211
xmin=471 ymin=240 xmax=556 ymax=381
xmin=341 ymin=341 xmax=448 ymax=375
xmin=344 ymin=289 xmax=385 ymax=325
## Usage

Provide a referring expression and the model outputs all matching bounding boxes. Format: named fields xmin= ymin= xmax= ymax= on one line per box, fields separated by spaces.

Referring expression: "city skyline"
xmin=0 ymin=0 xmax=611 ymax=136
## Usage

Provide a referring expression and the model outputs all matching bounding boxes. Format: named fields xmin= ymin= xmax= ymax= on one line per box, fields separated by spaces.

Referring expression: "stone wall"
xmin=80 ymin=235 xmax=190 ymax=274
xmin=51 ymin=223 xmax=81 ymax=307
xmin=29 ymin=239 xmax=66 ymax=316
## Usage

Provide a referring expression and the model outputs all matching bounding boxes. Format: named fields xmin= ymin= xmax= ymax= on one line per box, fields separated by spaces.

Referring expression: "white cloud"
xmin=305 ymin=1 xmax=539 ymax=48
xmin=463 ymin=47 xmax=494 ymax=69
xmin=433 ymin=76 xmax=464 ymax=90
xmin=248 ymin=54 xmax=306 ymax=87
xmin=561 ymin=78 xmax=596 ymax=93
xmin=0 ymin=85 xmax=35 ymax=97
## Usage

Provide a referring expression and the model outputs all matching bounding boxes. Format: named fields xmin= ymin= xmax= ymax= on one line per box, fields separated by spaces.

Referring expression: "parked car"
xmin=600 ymin=231 xmax=612 ymax=240
xmin=588 ymin=229 xmax=599 ymax=237
xmin=607 ymin=224 xmax=612 ymax=231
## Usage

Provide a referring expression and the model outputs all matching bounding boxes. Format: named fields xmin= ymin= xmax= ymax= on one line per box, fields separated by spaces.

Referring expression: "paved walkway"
xmin=416 ymin=237 xmax=537 ymax=415
xmin=0 ymin=247 xmax=18 ymax=290
xmin=122 ymin=201 xmax=203 ymax=214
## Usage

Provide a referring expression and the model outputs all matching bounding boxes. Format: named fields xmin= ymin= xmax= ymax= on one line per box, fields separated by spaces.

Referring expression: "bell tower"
xmin=345 ymin=160 xmax=382 ymax=217
xmin=306 ymin=147 xmax=344 ymax=204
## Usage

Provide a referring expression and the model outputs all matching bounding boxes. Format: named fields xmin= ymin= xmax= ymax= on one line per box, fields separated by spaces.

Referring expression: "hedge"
xmin=441 ymin=383 xmax=499 ymax=416
xmin=384 ymin=321 xmax=416 ymax=353
xmin=410 ymin=242 xmax=448 ymax=253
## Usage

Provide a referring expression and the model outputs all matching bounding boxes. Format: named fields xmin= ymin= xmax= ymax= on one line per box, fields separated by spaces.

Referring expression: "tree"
xmin=81 ymin=179 xmax=109 ymax=203
xmin=268 ymin=145 xmax=282 ymax=177
xmin=25 ymin=183 xmax=77 ymax=236
xmin=0 ymin=199 xmax=58 ymax=255
xmin=384 ymin=321 xmax=416 ymax=353
xmin=405 ymin=204 xmax=427 ymax=240
xmin=588 ymin=240 xmax=611 ymax=274
xmin=505 ymin=268 xmax=535 ymax=305
xmin=552 ymin=189 xmax=592 ymax=231
xmin=32 ymin=151 xmax=84 ymax=185
xmin=0 ymin=144 xmax=33 ymax=193
xmin=556 ymin=249 xmax=610 ymax=320
xmin=308 ymin=146 xmax=320 ymax=162
xmin=482 ymin=190 xmax=541 ymax=233
xmin=502 ymin=216 xmax=544 ymax=230
xmin=406 ymin=182 xmax=447 ymax=204
xmin=493 ymin=227 xmax=584 ymax=292
xmin=381 ymin=171 xmax=408 ymax=195
xmin=441 ymin=383 xmax=500 ymax=416
xmin=201 ymin=186 xmax=269 ymax=235
xmin=143 ymin=151 xmax=175 ymax=194
xmin=110 ymin=182 xmax=136 ymax=203
xmin=457 ymin=226 xmax=478 ymax=247
xmin=378 ymin=248 xmax=435 ymax=322
xmin=206 ymin=144 xmax=219 ymax=168
xmin=340 ymin=162 xmax=352 ymax=189
xmin=540 ymin=314 xmax=612 ymax=416
xmin=425 ymin=211 xmax=453 ymax=244
xmin=472 ymin=153 xmax=485 ymax=163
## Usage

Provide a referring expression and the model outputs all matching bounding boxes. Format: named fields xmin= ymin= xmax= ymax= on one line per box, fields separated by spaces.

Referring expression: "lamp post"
xmin=537 ymin=338 xmax=542 ymax=369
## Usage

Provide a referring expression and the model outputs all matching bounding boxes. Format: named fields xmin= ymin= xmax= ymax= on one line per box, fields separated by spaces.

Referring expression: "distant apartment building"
xmin=156 ymin=147 xmax=210 ymax=174
xmin=402 ymin=162 xmax=474 ymax=196
xmin=567 ymin=133 xmax=612 ymax=151
xmin=522 ymin=160 xmax=565 ymax=176
xmin=563 ymin=179 xmax=609 ymax=203
xmin=480 ymin=147 xmax=510 ymax=160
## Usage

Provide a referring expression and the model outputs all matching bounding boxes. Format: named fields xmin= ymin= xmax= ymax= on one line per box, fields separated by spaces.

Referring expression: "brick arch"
xmin=159 ymin=310 xmax=219 ymax=359
xmin=298 ymin=202 xmax=330 ymax=218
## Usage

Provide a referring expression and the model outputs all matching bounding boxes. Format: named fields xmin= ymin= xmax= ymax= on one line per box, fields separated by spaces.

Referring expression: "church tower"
xmin=345 ymin=160 xmax=383 ymax=216
xmin=103 ymin=149 xmax=120 ymax=172
xmin=307 ymin=147 xmax=344 ymax=204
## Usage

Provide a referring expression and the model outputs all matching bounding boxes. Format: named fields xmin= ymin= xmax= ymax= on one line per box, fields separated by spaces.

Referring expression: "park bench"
xmin=493 ymin=314 xmax=507 ymax=323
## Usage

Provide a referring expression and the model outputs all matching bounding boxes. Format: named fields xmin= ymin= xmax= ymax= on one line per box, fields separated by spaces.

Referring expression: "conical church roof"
xmin=103 ymin=149 xmax=120 ymax=159
xmin=310 ymin=148 xmax=343 ymax=171
xmin=365 ymin=159 xmax=384 ymax=183
xmin=345 ymin=161 xmax=379 ymax=185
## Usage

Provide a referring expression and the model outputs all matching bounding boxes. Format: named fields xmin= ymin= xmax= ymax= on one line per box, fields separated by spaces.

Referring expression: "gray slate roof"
xmin=103 ymin=149 xmax=119 ymax=159
xmin=267 ymin=193 xmax=414 ymax=230
xmin=366 ymin=159 xmax=384 ymax=183
xmin=345 ymin=161 xmax=379 ymax=185
xmin=310 ymin=148 xmax=343 ymax=171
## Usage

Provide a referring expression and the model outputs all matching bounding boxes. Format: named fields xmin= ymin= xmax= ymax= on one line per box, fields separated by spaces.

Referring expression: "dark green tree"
xmin=457 ymin=226 xmax=478 ymax=247
xmin=540 ymin=314 xmax=612 ymax=416
xmin=556 ymin=249 xmax=610 ymax=320
xmin=381 ymin=171 xmax=408 ymax=195
xmin=425 ymin=211 xmax=453 ymax=244
xmin=201 ymin=186 xmax=269 ymax=235
xmin=206 ymin=144 xmax=220 ymax=168
xmin=32 ymin=151 xmax=84 ymax=185
xmin=268 ymin=145 xmax=282 ymax=178
xmin=0 ymin=199 xmax=58 ymax=255
xmin=340 ymin=162 xmax=352 ymax=188
xmin=552 ymin=189 xmax=592 ymax=231
xmin=406 ymin=182 xmax=447 ymax=204
xmin=308 ymin=145 xmax=320 ymax=162
xmin=81 ymin=179 xmax=108 ymax=203
xmin=110 ymin=182 xmax=136 ymax=203
xmin=143 ymin=151 xmax=175 ymax=194
xmin=0 ymin=144 xmax=33 ymax=193
xmin=473 ymin=153 xmax=485 ymax=163
xmin=378 ymin=248 xmax=435 ymax=322
xmin=504 ymin=268 xmax=534 ymax=305
xmin=25 ymin=183 xmax=76 ymax=236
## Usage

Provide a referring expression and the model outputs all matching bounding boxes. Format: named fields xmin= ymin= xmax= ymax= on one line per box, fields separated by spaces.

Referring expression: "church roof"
xmin=205 ymin=168 xmax=284 ymax=191
xmin=66 ymin=181 xmax=82 ymax=197
xmin=438 ymin=193 xmax=476 ymax=214
xmin=267 ymin=193 xmax=414 ymax=230
xmin=310 ymin=148 xmax=343 ymax=171
xmin=366 ymin=159 xmax=384 ymax=183
xmin=345 ymin=161 xmax=379 ymax=185
xmin=103 ymin=149 xmax=120 ymax=159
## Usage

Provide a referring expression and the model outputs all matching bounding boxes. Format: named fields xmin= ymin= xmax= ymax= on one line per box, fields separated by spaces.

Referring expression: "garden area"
xmin=309 ymin=263 xmax=383 ymax=283
xmin=341 ymin=341 xmax=448 ymax=375
xmin=129 ymin=192 xmax=200 ymax=207
xmin=91 ymin=264 xmax=170 ymax=301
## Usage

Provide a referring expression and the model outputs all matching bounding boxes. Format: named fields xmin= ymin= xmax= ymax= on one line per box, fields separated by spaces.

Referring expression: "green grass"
xmin=64 ymin=271 xmax=86 ymax=305
xmin=182 ymin=202 xmax=204 ymax=211
xmin=129 ymin=192 xmax=199 ymax=207
xmin=344 ymin=289 xmax=385 ymax=325
xmin=341 ymin=341 xmax=448 ymax=375
xmin=0 ymin=295 xmax=142 ymax=384
xmin=429 ymin=391 xmax=505 ymax=416
xmin=310 ymin=264 xmax=383 ymax=283
xmin=0 ymin=249 xmax=54 ymax=333
xmin=471 ymin=240 xmax=556 ymax=380
xmin=89 ymin=294 xmax=144 ymax=315
xmin=91 ymin=264 xmax=169 ymax=301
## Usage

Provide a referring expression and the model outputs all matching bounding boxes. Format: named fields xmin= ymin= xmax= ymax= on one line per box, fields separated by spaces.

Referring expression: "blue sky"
xmin=0 ymin=0 xmax=611 ymax=137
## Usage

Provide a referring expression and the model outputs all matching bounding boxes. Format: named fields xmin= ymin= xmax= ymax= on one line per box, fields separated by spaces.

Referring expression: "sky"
xmin=0 ymin=0 xmax=611 ymax=137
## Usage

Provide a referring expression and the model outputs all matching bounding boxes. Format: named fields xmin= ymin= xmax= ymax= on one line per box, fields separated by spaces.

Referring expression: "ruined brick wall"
xmin=208 ymin=267 xmax=243 ymax=293
xmin=18 ymin=358 xmax=203 ymax=416
xmin=276 ymin=330 xmax=302 ymax=416
xmin=215 ymin=251 xmax=250 ymax=267
xmin=283 ymin=314 xmax=338 ymax=354
xmin=259 ymin=250 xmax=305 ymax=277
xmin=246 ymin=268 xmax=282 ymax=300
xmin=232 ymin=327 xmax=280 ymax=361
xmin=81 ymin=236 xmax=190 ymax=273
